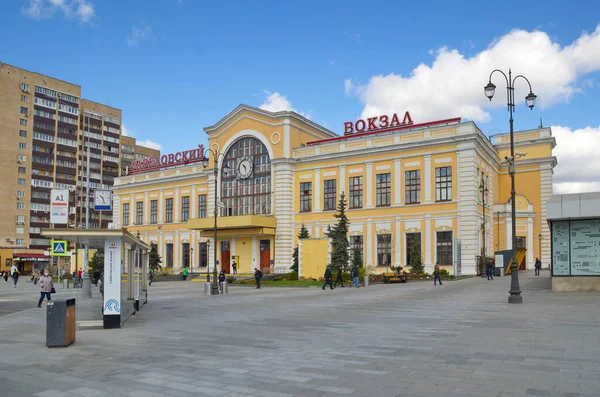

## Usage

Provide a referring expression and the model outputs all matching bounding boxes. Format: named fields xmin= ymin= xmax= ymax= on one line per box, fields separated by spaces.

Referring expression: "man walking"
xmin=433 ymin=263 xmax=443 ymax=286
xmin=486 ymin=261 xmax=494 ymax=280
xmin=322 ymin=266 xmax=334 ymax=290
xmin=333 ymin=267 xmax=345 ymax=288
xmin=11 ymin=269 xmax=19 ymax=288
xmin=350 ymin=265 xmax=360 ymax=288
xmin=232 ymin=260 xmax=237 ymax=275
xmin=254 ymin=268 xmax=263 ymax=289
xmin=534 ymin=257 xmax=541 ymax=276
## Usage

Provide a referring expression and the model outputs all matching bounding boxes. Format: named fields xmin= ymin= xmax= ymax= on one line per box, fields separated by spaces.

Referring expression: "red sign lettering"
xmin=129 ymin=144 xmax=205 ymax=174
xmin=343 ymin=112 xmax=413 ymax=135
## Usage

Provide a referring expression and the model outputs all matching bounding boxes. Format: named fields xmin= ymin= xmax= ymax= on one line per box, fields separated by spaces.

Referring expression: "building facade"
xmin=0 ymin=63 xmax=157 ymax=273
xmin=112 ymin=105 xmax=556 ymax=276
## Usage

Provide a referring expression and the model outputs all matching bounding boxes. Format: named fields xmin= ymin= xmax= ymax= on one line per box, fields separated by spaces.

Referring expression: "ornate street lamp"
xmin=479 ymin=180 xmax=489 ymax=274
xmin=484 ymin=69 xmax=537 ymax=304
xmin=202 ymin=150 xmax=228 ymax=295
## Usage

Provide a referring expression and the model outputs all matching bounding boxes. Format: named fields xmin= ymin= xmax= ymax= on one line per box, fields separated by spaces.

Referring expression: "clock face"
xmin=96 ymin=190 xmax=111 ymax=204
xmin=237 ymin=157 xmax=253 ymax=179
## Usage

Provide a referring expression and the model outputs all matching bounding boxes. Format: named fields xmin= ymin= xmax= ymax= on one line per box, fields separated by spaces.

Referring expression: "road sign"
xmin=51 ymin=240 xmax=68 ymax=257
xmin=50 ymin=189 xmax=69 ymax=224
xmin=94 ymin=190 xmax=112 ymax=211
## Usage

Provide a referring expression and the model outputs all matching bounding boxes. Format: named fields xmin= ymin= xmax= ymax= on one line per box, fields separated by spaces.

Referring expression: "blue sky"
xmin=2 ymin=0 xmax=600 ymax=193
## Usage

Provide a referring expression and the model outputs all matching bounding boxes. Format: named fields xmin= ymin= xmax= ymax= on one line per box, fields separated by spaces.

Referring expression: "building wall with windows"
xmin=113 ymin=104 xmax=556 ymax=276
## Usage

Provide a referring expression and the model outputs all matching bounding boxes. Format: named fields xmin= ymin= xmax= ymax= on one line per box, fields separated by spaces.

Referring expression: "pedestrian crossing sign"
xmin=51 ymin=240 xmax=68 ymax=257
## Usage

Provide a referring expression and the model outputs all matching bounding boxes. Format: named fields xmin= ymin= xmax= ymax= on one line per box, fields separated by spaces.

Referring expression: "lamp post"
xmin=189 ymin=247 xmax=193 ymax=280
xmin=206 ymin=239 xmax=210 ymax=282
xmin=479 ymin=180 xmax=489 ymax=274
xmin=202 ymin=149 xmax=229 ymax=295
xmin=538 ymin=233 xmax=542 ymax=265
xmin=484 ymin=68 xmax=537 ymax=304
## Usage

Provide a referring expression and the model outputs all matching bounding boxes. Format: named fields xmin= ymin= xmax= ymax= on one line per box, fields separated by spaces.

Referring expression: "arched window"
xmin=220 ymin=137 xmax=271 ymax=216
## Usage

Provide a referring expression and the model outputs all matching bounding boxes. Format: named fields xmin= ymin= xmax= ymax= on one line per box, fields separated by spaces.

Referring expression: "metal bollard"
xmin=204 ymin=282 xmax=211 ymax=296
xmin=221 ymin=281 xmax=228 ymax=294
xmin=364 ymin=275 xmax=369 ymax=287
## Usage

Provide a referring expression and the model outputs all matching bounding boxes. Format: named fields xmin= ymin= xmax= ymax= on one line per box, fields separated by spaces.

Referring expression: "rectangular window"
xmin=150 ymin=200 xmax=158 ymax=224
xmin=16 ymin=227 xmax=24 ymax=234
xmin=376 ymin=173 xmax=391 ymax=207
xmin=17 ymin=191 xmax=25 ymax=198
xmin=19 ymin=130 xmax=27 ymax=137
xmin=377 ymin=234 xmax=392 ymax=267
xmin=135 ymin=202 xmax=143 ymax=225
xmin=516 ymin=236 xmax=526 ymax=249
xmin=436 ymin=231 xmax=453 ymax=266
xmin=18 ymin=167 xmax=26 ymax=174
xmin=349 ymin=176 xmax=363 ymax=209
xmin=20 ymin=83 xmax=29 ymax=92
xmin=198 ymin=195 xmax=207 ymax=218
xmin=17 ymin=202 xmax=25 ymax=209
xmin=435 ymin=167 xmax=452 ymax=202
xmin=299 ymin=182 xmax=312 ymax=212
xmin=16 ymin=239 xmax=24 ymax=245
xmin=20 ymin=119 xmax=27 ymax=126
xmin=17 ymin=178 xmax=25 ymax=185
xmin=182 ymin=242 xmax=190 ymax=268
xmin=165 ymin=198 xmax=173 ymax=223
xmin=122 ymin=203 xmax=129 ymax=226
xmin=165 ymin=243 xmax=173 ymax=267
xmin=181 ymin=196 xmax=190 ymax=222
xmin=199 ymin=242 xmax=208 ymax=267
xmin=405 ymin=170 xmax=421 ymax=204
xmin=323 ymin=179 xmax=337 ymax=211
xmin=18 ymin=154 xmax=26 ymax=162
xmin=406 ymin=232 xmax=421 ymax=266
xmin=18 ymin=142 xmax=27 ymax=150
xmin=21 ymin=94 xmax=28 ymax=102
xmin=20 ymin=106 xmax=28 ymax=115
xmin=350 ymin=235 xmax=363 ymax=265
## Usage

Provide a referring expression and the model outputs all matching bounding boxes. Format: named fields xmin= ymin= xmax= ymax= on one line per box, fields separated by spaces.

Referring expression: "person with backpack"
xmin=333 ymin=267 xmax=345 ymax=288
xmin=322 ymin=266 xmax=334 ymax=290
xmin=37 ymin=268 xmax=54 ymax=308
xmin=350 ymin=265 xmax=360 ymax=288
xmin=433 ymin=263 xmax=443 ymax=286
xmin=534 ymin=257 xmax=542 ymax=276
xmin=218 ymin=270 xmax=226 ymax=292
xmin=486 ymin=261 xmax=494 ymax=281
xmin=11 ymin=269 xmax=19 ymax=288
xmin=254 ymin=268 xmax=263 ymax=289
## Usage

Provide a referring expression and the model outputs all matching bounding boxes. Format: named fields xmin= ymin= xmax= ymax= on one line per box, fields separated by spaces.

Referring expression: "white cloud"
xmin=347 ymin=25 xmax=600 ymax=123
xmin=21 ymin=0 xmax=95 ymax=23
xmin=344 ymin=79 xmax=354 ymax=96
xmin=136 ymin=139 xmax=162 ymax=151
xmin=127 ymin=23 xmax=156 ymax=47
xmin=121 ymin=124 xmax=132 ymax=137
xmin=258 ymin=91 xmax=311 ymax=119
xmin=551 ymin=125 xmax=600 ymax=194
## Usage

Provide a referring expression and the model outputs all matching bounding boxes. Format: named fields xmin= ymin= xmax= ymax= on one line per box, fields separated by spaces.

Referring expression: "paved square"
xmin=1 ymin=272 xmax=599 ymax=397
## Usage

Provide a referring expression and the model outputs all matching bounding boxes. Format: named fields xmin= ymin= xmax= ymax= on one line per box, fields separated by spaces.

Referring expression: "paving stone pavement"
xmin=1 ymin=271 xmax=599 ymax=397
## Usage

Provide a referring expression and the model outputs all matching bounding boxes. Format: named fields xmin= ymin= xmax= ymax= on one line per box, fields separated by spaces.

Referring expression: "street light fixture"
xmin=201 ymin=149 xmax=229 ymax=295
xmin=485 ymin=68 xmax=537 ymax=304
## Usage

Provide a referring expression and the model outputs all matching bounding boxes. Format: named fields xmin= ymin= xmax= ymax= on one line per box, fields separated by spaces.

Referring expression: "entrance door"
xmin=221 ymin=241 xmax=231 ymax=274
xmin=260 ymin=240 xmax=270 ymax=274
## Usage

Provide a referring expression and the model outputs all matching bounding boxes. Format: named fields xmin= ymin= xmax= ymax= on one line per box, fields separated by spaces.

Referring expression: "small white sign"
xmin=104 ymin=237 xmax=122 ymax=315
xmin=50 ymin=189 xmax=69 ymax=224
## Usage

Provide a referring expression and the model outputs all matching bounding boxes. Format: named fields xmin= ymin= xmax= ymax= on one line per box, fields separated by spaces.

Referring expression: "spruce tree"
xmin=352 ymin=248 xmax=363 ymax=268
xmin=328 ymin=192 xmax=350 ymax=271
xmin=291 ymin=224 xmax=310 ymax=272
xmin=149 ymin=243 xmax=163 ymax=271
xmin=409 ymin=238 xmax=424 ymax=274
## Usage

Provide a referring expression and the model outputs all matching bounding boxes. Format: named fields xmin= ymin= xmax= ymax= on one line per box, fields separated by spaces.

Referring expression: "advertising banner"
xmin=103 ymin=237 xmax=122 ymax=316
xmin=50 ymin=189 xmax=69 ymax=224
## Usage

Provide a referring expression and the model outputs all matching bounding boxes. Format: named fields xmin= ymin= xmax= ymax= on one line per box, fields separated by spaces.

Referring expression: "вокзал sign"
xmin=129 ymin=144 xmax=205 ymax=174
xmin=344 ymin=111 xmax=413 ymax=135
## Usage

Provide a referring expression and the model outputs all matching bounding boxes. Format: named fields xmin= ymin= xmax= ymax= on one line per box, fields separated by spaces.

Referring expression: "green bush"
xmin=226 ymin=276 xmax=236 ymax=284
xmin=358 ymin=266 xmax=366 ymax=282
xmin=439 ymin=269 xmax=450 ymax=279
xmin=287 ymin=271 xmax=298 ymax=281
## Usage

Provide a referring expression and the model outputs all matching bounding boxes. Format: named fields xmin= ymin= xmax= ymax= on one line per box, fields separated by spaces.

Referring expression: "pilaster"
xmin=394 ymin=159 xmax=401 ymax=205
xmin=366 ymin=162 xmax=373 ymax=208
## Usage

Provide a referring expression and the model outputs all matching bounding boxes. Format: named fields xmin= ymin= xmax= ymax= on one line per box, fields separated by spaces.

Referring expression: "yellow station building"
xmin=111 ymin=105 xmax=556 ymax=277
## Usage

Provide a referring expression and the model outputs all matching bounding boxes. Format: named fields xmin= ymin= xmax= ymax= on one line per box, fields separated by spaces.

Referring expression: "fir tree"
xmin=352 ymin=248 xmax=363 ymax=268
xmin=327 ymin=192 xmax=350 ymax=271
xmin=149 ymin=243 xmax=163 ymax=271
xmin=291 ymin=224 xmax=310 ymax=272
xmin=409 ymin=238 xmax=424 ymax=274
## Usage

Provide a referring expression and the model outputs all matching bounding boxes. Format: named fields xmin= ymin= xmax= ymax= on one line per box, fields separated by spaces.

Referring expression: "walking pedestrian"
xmin=77 ymin=269 xmax=82 ymax=280
xmin=322 ymin=266 xmax=334 ymax=290
xmin=232 ymin=260 xmax=237 ymax=275
xmin=11 ymin=263 xmax=18 ymax=277
xmin=218 ymin=270 xmax=226 ymax=292
xmin=534 ymin=257 xmax=541 ymax=276
xmin=3 ymin=271 xmax=8 ymax=283
xmin=433 ymin=263 xmax=443 ymax=286
xmin=333 ymin=267 xmax=345 ymax=288
xmin=11 ymin=269 xmax=19 ymax=288
xmin=182 ymin=267 xmax=189 ymax=281
xmin=254 ymin=268 xmax=263 ymax=289
xmin=37 ymin=268 xmax=54 ymax=308
xmin=487 ymin=261 xmax=494 ymax=280
xmin=148 ymin=269 xmax=154 ymax=286
xmin=350 ymin=265 xmax=360 ymax=288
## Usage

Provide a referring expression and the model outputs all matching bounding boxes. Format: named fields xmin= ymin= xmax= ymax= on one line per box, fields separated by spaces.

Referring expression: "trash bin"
xmin=220 ymin=281 xmax=228 ymax=294
xmin=46 ymin=298 xmax=76 ymax=348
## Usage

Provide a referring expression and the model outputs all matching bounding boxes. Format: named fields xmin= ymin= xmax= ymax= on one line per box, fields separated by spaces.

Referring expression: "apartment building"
xmin=120 ymin=135 xmax=160 ymax=176
xmin=0 ymin=62 xmax=158 ymax=273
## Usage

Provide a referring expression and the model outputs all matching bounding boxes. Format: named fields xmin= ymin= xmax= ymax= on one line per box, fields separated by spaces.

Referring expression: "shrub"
xmin=287 ymin=271 xmax=298 ymax=281
xmin=226 ymin=276 xmax=236 ymax=284
xmin=158 ymin=267 xmax=174 ymax=277
xmin=409 ymin=239 xmax=424 ymax=274
xmin=272 ymin=274 xmax=287 ymax=281
xmin=439 ymin=269 xmax=450 ymax=279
